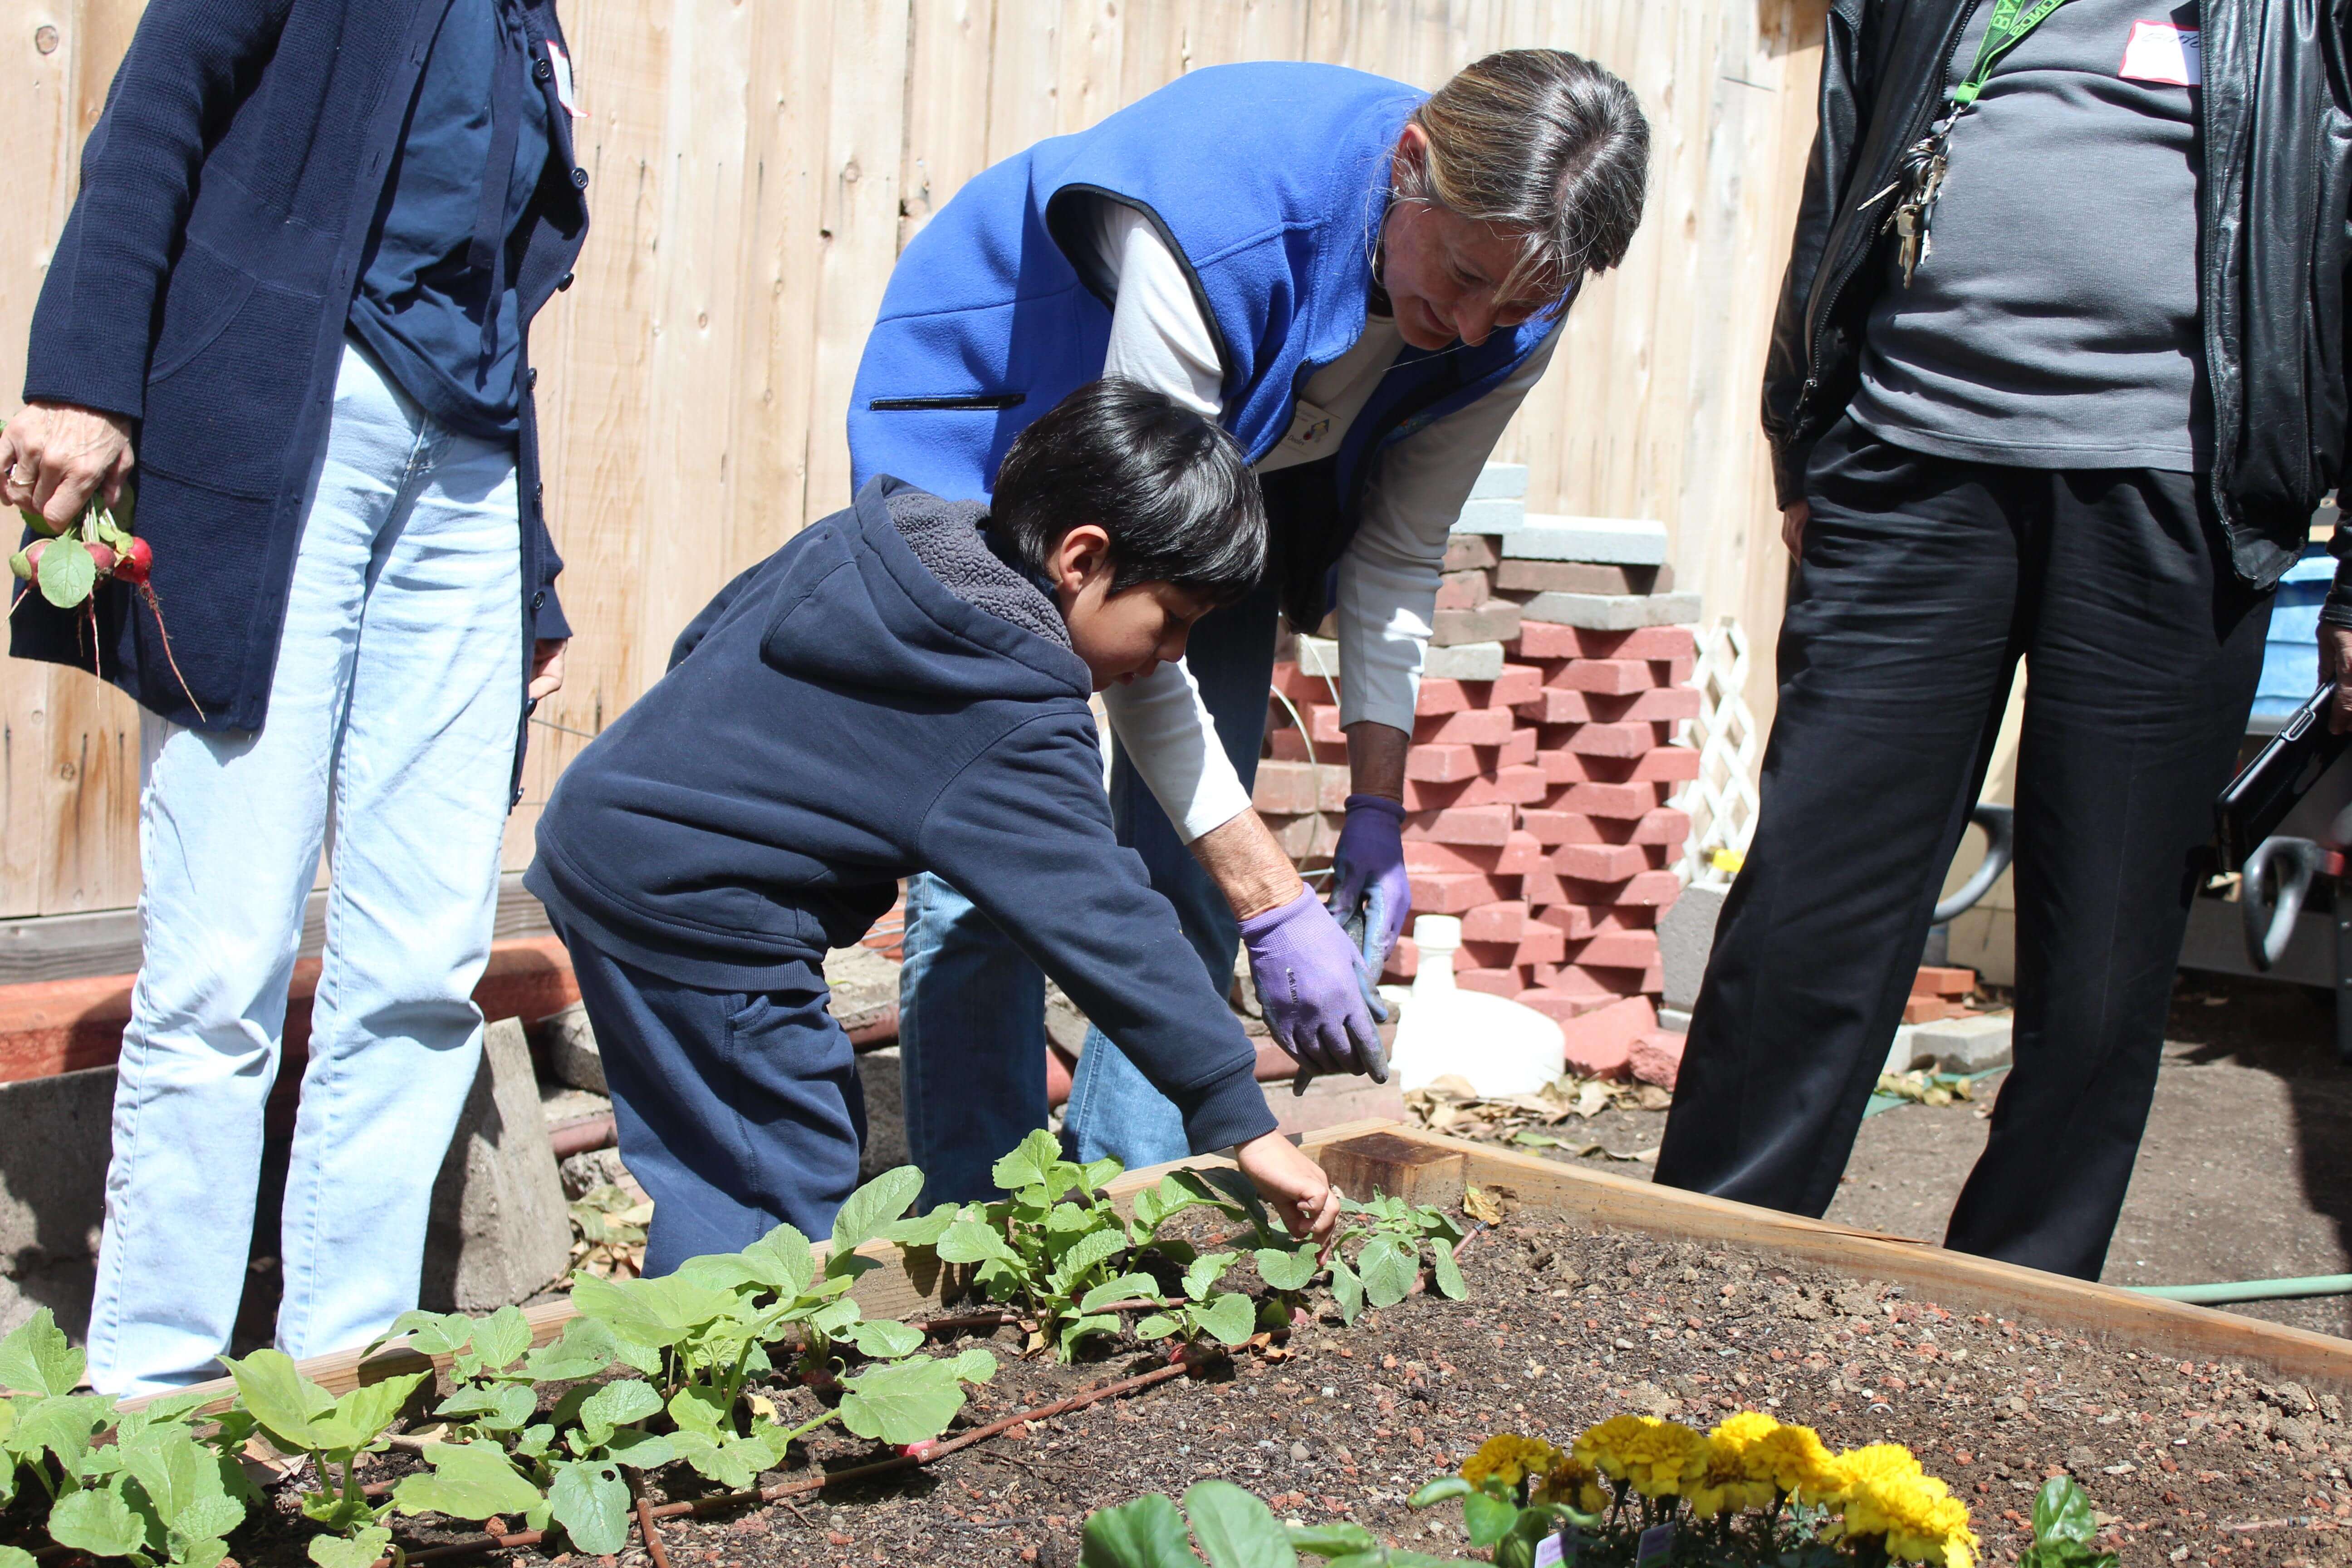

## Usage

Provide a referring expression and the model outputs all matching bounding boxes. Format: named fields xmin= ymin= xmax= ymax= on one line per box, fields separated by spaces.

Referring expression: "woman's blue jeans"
xmin=897 ymin=584 xmax=1280 ymax=1202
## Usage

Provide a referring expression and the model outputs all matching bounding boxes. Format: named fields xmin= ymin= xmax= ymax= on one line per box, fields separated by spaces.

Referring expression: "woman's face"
xmin=1381 ymin=124 xmax=1558 ymax=351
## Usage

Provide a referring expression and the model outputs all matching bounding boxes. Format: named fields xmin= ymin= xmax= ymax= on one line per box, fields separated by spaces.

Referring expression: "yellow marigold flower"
xmin=1740 ymin=1421 xmax=1838 ymax=1499
xmin=1683 ymin=1413 xmax=1784 ymax=1519
xmin=1533 ymin=1456 xmax=1611 ymax=1516
xmin=1824 ymin=1446 xmax=1978 ymax=1568
xmin=1572 ymin=1416 xmax=1707 ymax=1500
xmin=1460 ymin=1434 xmax=1564 ymax=1489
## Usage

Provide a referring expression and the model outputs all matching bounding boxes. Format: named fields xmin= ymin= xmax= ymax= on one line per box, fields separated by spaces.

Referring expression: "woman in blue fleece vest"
xmin=848 ymin=52 xmax=1651 ymax=1196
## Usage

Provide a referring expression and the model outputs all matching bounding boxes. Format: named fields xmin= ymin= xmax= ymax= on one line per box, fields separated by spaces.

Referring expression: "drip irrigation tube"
xmin=2126 ymin=1274 xmax=2352 ymax=1306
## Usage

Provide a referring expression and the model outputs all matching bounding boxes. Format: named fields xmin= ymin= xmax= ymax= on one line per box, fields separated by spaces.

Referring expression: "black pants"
xmin=1653 ymin=419 xmax=2271 ymax=1279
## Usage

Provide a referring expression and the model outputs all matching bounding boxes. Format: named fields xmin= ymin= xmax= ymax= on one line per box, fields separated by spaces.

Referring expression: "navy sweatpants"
xmin=557 ymin=924 xmax=866 ymax=1276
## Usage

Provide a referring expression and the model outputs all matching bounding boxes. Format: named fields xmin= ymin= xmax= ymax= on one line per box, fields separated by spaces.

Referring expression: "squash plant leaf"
xmin=1183 ymin=1479 xmax=1298 ymax=1568
xmin=392 ymin=1441 xmax=545 ymax=1523
xmin=0 ymin=1308 xmax=85 ymax=1397
xmin=549 ymin=1460 xmax=631 ymax=1556
xmin=1080 ymin=1492 xmax=1196 ymax=1568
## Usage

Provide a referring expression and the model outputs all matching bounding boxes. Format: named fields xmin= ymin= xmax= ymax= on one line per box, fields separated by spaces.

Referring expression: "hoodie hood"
xmin=758 ymin=476 xmax=1090 ymax=705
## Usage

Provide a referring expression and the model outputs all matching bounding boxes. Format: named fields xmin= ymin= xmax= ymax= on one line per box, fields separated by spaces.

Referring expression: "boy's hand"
xmin=1235 ymin=1131 xmax=1341 ymax=1245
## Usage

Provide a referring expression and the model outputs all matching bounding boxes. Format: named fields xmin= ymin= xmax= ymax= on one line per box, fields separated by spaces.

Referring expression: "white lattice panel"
xmin=1671 ymin=617 xmax=1761 ymax=886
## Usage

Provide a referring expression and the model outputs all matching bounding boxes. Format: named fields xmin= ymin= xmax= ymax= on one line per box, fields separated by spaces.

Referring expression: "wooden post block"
xmin=1315 ymin=1131 xmax=1468 ymax=1209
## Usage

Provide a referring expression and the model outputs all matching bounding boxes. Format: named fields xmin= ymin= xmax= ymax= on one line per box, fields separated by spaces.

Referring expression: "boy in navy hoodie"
xmin=528 ymin=381 xmax=1341 ymax=1271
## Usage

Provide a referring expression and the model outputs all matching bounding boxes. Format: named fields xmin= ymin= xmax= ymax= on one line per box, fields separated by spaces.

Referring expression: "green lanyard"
xmin=1950 ymin=0 xmax=2079 ymax=111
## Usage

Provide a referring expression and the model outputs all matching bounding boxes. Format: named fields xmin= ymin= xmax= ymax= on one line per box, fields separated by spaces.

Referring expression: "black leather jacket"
xmin=1762 ymin=0 xmax=2352 ymax=593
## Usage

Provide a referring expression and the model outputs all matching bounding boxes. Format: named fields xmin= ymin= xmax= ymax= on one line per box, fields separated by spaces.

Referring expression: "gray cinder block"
xmin=540 ymin=1002 xmax=603 ymax=1094
xmin=421 ymin=1018 xmax=572 ymax=1313
xmin=1912 ymin=1013 xmax=2013 ymax=1073
xmin=1656 ymin=883 xmax=1727 ymax=1014
xmin=0 ymin=1064 xmax=114 ymax=1342
xmin=859 ymin=1046 xmax=907 ymax=1182
xmin=1453 ymin=496 xmax=1526 ymax=535
xmin=1515 ymin=591 xmax=1704 ymax=631
xmin=1502 ymin=515 xmax=1669 ymax=566
xmin=1421 ymin=642 xmax=1506 ymax=681
xmin=1468 ymin=463 xmax=1528 ymax=500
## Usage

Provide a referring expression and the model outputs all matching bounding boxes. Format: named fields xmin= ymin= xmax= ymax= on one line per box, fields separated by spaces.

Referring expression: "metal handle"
xmin=2242 ymin=835 xmax=2326 ymax=972
xmin=1933 ymin=802 xmax=2018 ymax=924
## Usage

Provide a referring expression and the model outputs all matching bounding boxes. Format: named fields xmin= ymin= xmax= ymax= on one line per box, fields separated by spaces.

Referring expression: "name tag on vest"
xmin=2119 ymin=20 xmax=2200 ymax=86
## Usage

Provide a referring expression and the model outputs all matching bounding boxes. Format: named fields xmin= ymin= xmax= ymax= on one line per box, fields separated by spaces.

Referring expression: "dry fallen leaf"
xmin=1462 ymin=1186 xmax=1506 ymax=1225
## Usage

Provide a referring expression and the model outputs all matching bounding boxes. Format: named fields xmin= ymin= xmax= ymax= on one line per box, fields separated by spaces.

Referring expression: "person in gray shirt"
xmin=1657 ymin=0 xmax=2293 ymax=1280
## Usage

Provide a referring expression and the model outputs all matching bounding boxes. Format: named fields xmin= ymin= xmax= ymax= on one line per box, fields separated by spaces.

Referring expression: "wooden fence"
xmin=0 ymin=0 xmax=1825 ymax=923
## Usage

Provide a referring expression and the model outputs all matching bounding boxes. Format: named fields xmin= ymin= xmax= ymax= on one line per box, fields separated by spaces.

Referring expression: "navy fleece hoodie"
xmin=527 ymin=476 xmax=1276 ymax=1155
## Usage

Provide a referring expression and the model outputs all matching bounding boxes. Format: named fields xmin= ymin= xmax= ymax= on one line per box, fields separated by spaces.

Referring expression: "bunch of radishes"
xmin=8 ymin=485 xmax=201 ymax=715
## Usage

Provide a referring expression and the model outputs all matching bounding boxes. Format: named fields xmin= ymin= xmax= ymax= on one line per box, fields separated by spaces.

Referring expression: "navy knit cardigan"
xmin=11 ymin=0 xmax=588 ymax=769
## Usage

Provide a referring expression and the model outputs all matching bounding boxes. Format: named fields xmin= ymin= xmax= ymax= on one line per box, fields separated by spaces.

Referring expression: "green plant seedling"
xmin=2019 ymin=1477 xmax=2119 ymax=1568
xmin=1077 ymin=1478 xmax=1465 ymax=1568
xmin=392 ymin=1440 xmax=550 ymax=1532
xmin=220 ymin=1351 xmax=426 ymax=1538
xmin=1328 ymin=1192 xmax=1465 ymax=1326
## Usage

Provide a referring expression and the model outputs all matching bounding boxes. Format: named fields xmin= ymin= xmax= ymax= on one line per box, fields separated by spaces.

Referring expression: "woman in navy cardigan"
xmin=4 ymin=0 xmax=587 ymax=1395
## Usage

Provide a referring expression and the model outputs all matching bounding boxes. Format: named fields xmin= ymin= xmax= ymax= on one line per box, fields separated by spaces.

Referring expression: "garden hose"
xmin=2125 ymin=1274 xmax=2352 ymax=1305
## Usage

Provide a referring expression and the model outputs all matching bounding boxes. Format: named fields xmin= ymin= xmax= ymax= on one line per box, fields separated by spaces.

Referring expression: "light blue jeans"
xmin=897 ymin=584 xmax=1279 ymax=1204
xmin=85 ymin=340 xmax=524 ymax=1395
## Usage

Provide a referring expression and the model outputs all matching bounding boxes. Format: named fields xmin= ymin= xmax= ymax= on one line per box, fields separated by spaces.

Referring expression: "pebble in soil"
xmin=214 ymin=1207 xmax=2352 ymax=1568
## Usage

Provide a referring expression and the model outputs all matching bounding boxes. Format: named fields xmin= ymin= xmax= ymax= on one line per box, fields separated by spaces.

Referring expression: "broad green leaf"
xmin=366 ymin=1310 xmax=472 ymax=1359
xmin=990 ymin=1130 xmax=1066 ymax=1195
xmin=1046 ymin=1202 xmax=1095 ymax=1235
xmin=0 ymin=1547 xmax=35 ymax=1568
xmin=1284 ymin=1524 xmax=1378 ymax=1558
xmin=118 ymin=1424 xmax=242 ymax=1548
xmin=525 ymin=1317 xmax=622 ymax=1383
xmin=1406 ymin=1478 xmax=1470 ymax=1507
xmin=549 ymin=1461 xmax=631 ymax=1556
xmin=1184 ymin=1252 xmax=1239 ymax=1303
xmin=49 ymin=1482 xmax=149 ymax=1559
xmin=331 ymin=1372 xmax=428 ymax=1452
xmin=570 ymin=1274 xmax=731 ymax=1351
xmin=392 ymin=1441 xmax=545 ymax=1523
xmin=1076 ymin=1156 xmax=1123 ymax=1196
xmin=514 ymin=1425 xmax=556 ymax=1461
xmin=471 ymin=1305 xmax=532 ymax=1371
xmin=1329 ymin=1260 xmax=1365 ymax=1326
xmin=1133 ymin=1314 xmax=1181 ymax=1341
xmin=882 ymin=1205 xmax=960 ymax=1249
xmin=168 ymin=1494 xmax=245 ymax=1550
xmin=1080 ymin=1274 xmax=1161 ymax=1313
xmin=437 ymin=1382 xmax=537 ymax=1432
xmin=1355 ymin=1236 xmax=1416 ymax=1309
xmin=1058 ymin=1314 xmax=1119 ymax=1358
xmin=936 ymin=1219 xmax=1018 ymax=1267
xmin=1051 ymin=1228 xmax=1127 ymax=1290
xmin=308 ymin=1525 xmax=391 ymax=1568
xmin=850 ymin=1319 xmax=925 ymax=1360
xmin=832 ymin=1166 xmax=925 ymax=1259
xmin=577 ymin=1380 xmax=662 ymax=1446
xmin=603 ymin=1427 xmax=675 ymax=1470
xmin=297 ymin=1490 xmax=377 ymax=1533
xmin=1254 ymin=1248 xmax=1318 ymax=1293
xmin=0 ymin=1309 xmax=86 ymax=1396
xmin=1184 ymin=1479 xmax=1297 ymax=1568
xmin=11 ymin=1393 xmax=112 ymax=1475
xmin=1462 ymin=1491 xmax=1519 ymax=1549
xmin=671 ymin=1430 xmax=770 ymax=1490
xmin=808 ymin=1297 xmax=863 ymax=1338
xmin=220 ymin=1351 xmax=337 ymax=1451
xmin=667 ymin=1384 xmax=730 ymax=1436
xmin=948 ymin=1346 xmax=998 ymax=1384
xmin=1187 ymin=1293 xmax=1256 ymax=1348
xmin=1427 ymin=1241 xmax=1466 ymax=1301
xmin=837 ymin=1358 xmax=967 ymax=1445
xmin=743 ymin=1223 xmax=818 ymax=1296
xmin=2034 ymin=1477 xmax=2096 ymax=1546
xmin=1080 ymin=1493 xmax=1196 ymax=1568
xmin=36 ymin=535 xmax=95 ymax=609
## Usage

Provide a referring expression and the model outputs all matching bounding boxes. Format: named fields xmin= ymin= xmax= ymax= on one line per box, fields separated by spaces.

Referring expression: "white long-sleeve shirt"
xmin=1085 ymin=198 xmax=1558 ymax=841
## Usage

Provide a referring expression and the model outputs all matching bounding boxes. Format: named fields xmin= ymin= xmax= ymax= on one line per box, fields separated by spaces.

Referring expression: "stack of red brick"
xmin=1256 ymin=552 xmax=1702 ymax=1080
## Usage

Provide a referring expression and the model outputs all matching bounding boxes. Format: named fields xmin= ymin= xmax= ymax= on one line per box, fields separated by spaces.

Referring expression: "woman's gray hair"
xmin=1393 ymin=49 xmax=1651 ymax=307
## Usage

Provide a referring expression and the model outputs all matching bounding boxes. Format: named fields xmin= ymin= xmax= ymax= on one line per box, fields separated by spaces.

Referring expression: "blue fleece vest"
xmin=846 ymin=62 xmax=1561 ymax=614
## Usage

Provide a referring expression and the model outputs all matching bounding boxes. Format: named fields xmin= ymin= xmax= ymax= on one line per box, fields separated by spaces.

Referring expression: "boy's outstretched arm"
xmin=921 ymin=712 xmax=1334 ymax=1234
xmin=1238 ymin=1132 xmax=1342 ymax=1243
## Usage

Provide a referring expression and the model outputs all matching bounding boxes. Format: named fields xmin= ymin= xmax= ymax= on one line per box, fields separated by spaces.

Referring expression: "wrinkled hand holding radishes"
xmin=8 ymin=463 xmax=202 ymax=715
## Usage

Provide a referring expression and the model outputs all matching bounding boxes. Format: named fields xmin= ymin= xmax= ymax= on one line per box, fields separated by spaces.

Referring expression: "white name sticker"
xmin=546 ymin=40 xmax=584 ymax=117
xmin=2119 ymin=20 xmax=2201 ymax=86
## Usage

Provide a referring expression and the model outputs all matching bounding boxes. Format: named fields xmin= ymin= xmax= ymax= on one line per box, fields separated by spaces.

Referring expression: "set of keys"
xmin=1877 ymin=122 xmax=1954 ymax=286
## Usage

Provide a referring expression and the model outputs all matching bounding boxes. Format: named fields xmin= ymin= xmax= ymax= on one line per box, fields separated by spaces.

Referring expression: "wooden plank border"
xmin=124 ymin=1117 xmax=2350 ymax=1413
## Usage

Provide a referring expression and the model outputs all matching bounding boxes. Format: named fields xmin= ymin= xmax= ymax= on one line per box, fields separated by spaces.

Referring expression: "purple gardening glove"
xmin=1328 ymin=794 xmax=1411 ymax=979
xmin=1240 ymin=885 xmax=1387 ymax=1080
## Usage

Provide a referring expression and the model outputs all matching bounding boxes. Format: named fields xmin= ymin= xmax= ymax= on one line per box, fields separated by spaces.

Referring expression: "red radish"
xmin=898 ymin=1441 xmax=937 ymax=1461
xmin=86 ymin=543 xmax=116 ymax=576
xmin=115 ymin=536 xmax=152 ymax=585
xmin=9 ymin=539 xmax=40 ymax=579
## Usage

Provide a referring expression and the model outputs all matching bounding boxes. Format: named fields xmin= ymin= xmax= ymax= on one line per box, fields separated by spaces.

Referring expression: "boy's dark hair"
xmin=990 ymin=378 xmax=1267 ymax=607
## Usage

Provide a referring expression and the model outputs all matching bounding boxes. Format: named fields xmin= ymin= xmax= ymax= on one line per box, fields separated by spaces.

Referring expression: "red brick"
xmin=1268 ymin=728 xmax=1338 ymax=764
xmin=1487 ymin=664 xmax=1544 ymax=707
xmin=1520 ymin=866 xmax=1568 ymax=906
xmin=1488 ymin=765 xmax=1548 ymax=806
xmin=1519 ymin=810 xmax=1580 ymax=847
xmin=1461 ymin=901 xmax=1528 ymax=943
xmin=1300 ymin=702 xmax=1347 ymax=745
xmin=1405 ymin=745 xmax=1484 ymax=783
xmin=1630 ymin=746 xmax=1701 ymax=784
xmin=1270 ymin=662 xmax=1331 ymax=702
xmin=1516 ymin=686 xmax=1700 ymax=725
xmin=1415 ymin=677 xmax=1474 ymax=716
xmin=1631 ymin=808 xmax=1691 ymax=847
xmin=1539 ymin=961 xmax=1650 ymax=998
xmin=1461 ymin=941 xmax=1523 ymax=972
xmin=1612 ymin=870 xmax=1685 ymax=907
xmin=1560 ymin=781 xmax=1664 ymax=818
xmin=1629 ymin=1030 xmax=1684 ymax=1089
xmin=1541 ymin=752 xmax=1652 ymax=786
xmin=1539 ymin=902 xmax=1658 ymax=937
xmin=1912 ymin=965 xmax=1977 ymax=999
xmin=1495 ymin=830 xmax=1545 ymax=877
xmin=1497 ymin=730 xmax=1536 ymax=767
xmin=1516 ymin=986 xmax=1619 ymax=1025
xmin=1456 ymin=967 xmax=1528 ymax=999
xmin=1520 ymin=625 xmax=1696 ymax=661
xmin=1568 ymin=720 xmax=1671 ymax=759
xmin=1570 ymin=930 xmax=1660 ymax=970
xmin=1511 ymin=688 xmax=1592 ymax=726
xmin=1250 ymin=760 xmax=1321 ymax=816
xmin=1513 ymin=923 xmax=1567 ymax=966
xmin=1404 ymin=839 xmax=1506 ymax=874
xmin=1408 ymin=870 xmax=1517 ymax=913
xmin=1265 ymin=812 xmax=1339 ymax=860
xmin=1511 ymin=622 xmax=1583 ymax=661
xmin=1560 ymin=995 xmax=1655 ymax=1080
xmin=1552 ymin=658 xmax=1659 ymax=695
xmin=1381 ymin=936 xmax=1419 ymax=982
xmin=1433 ymin=602 xmax=1523 ymax=645
xmin=1903 ymin=995 xmax=1965 ymax=1025
xmin=1639 ymin=961 xmax=1664 ymax=995
xmin=1553 ymin=842 xmax=1651 ymax=882
xmin=1416 ymin=708 xmax=1515 ymax=746
xmin=1436 ymin=568 xmax=1494 ymax=611
xmin=1442 ymin=533 xmax=1499 ymax=572
xmin=1399 ymin=777 xmax=1475 ymax=812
